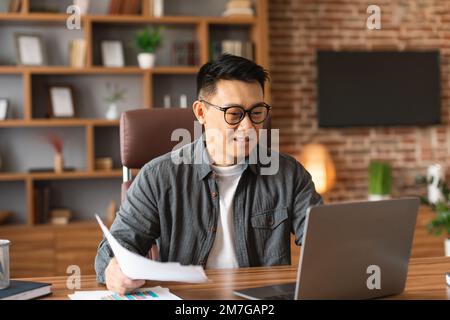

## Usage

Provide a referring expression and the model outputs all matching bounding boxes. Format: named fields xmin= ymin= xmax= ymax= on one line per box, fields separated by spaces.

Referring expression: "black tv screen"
xmin=317 ymin=51 xmax=441 ymax=127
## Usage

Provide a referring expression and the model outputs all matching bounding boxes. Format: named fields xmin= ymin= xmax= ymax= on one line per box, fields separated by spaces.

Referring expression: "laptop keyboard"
xmin=263 ymin=292 xmax=295 ymax=300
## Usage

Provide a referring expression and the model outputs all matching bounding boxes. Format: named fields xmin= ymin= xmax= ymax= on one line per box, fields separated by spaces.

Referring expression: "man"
xmin=95 ymin=54 xmax=322 ymax=294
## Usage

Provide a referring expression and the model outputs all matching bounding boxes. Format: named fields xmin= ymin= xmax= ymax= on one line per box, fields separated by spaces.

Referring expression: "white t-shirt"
xmin=206 ymin=164 xmax=245 ymax=269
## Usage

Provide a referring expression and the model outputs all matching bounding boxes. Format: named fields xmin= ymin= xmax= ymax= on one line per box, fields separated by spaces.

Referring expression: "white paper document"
xmin=69 ymin=286 xmax=181 ymax=300
xmin=95 ymin=215 xmax=208 ymax=283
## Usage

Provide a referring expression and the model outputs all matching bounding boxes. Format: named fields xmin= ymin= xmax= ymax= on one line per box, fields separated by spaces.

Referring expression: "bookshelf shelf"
xmin=0 ymin=14 xmax=256 ymax=25
xmin=0 ymin=66 xmax=23 ymax=74
xmin=0 ymin=119 xmax=120 ymax=127
xmin=0 ymin=13 xmax=73 ymax=22
xmin=0 ymin=173 xmax=28 ymax=181
xmin=0 ymin=66 xmax=200 ymax=75
xmin=0 ymin=170 xmax=124 ymax=182
xmin=30 ymin=170 xmax=122 ymax=180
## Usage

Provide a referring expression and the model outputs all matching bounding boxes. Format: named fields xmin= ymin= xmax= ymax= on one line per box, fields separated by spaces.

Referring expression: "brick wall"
xmin=268 ymin=0 xmax=450 ymax=202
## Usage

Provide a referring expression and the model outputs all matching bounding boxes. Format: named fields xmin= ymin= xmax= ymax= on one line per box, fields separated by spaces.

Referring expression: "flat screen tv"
xmin=317 ymin=51 xmax=441 ymax=127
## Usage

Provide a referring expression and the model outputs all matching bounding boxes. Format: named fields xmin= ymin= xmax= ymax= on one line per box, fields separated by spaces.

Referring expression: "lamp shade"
xmin=298 ymin=143 xmax=336 ymax=194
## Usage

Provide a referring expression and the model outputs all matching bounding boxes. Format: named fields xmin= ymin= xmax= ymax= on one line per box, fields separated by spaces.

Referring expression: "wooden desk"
xmin=18 ymin=256 xmax=450 ymax=300
xmin=2 ymin=206 xmax=446 ymax=278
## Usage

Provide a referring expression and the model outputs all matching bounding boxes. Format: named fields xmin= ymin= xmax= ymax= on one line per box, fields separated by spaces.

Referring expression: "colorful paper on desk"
xmin=69 ymin=286 xmax=182 ymax=300
xmin=95 ymin=215 xmax=208 ymax=283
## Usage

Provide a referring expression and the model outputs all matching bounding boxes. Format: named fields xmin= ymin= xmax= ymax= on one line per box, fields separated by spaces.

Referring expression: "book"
xmin=148 ymin=0 xmax=153 ymax=16
xmin=33 ymin=184 xmax=51 ymax=224
xmin=33 ymin=187 xmax=41 ymax=224
xmin=210 ymin=41 xmax=223 ymax=62
xmin=226 ymin=0 xmax=253 ymax=10
xmin=8 ymin=0 xmax=22 ymax=13
xmin=123 ymin=0 xmax=140 ymax=14
xmin=70 ymin=39 xmax=87 ymax=68
xmin=108 ymin=0 xmax=123 ymax=15
xmin=50 ymin=208 xmax=72 ymax=225
xmin=172 ymin=41 xmax=199 ymax=66
xmin=122 ymin=0 xmax=132 ymax=14
xmin=210 ymin=40 xmax=254 ymax=61
xmin=223 ymin=8 xmax=255 ymax=17
xmin=0 ymin=281 xmax=51 ymax=300
xmin=95 ymin=157 xmax=113 ymax=171
xmin=243 ymin=41 xmax=254 ymax=60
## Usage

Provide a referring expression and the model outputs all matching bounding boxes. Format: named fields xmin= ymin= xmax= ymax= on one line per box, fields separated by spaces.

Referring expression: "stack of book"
xmin=172 ymin=41 xmax=199 ymax=66
xmin=210 ymin=40 xmax=254 ymax=61
xmin=50 ymin=209 xmax=72 ymax=225
xmin=95 ymin=157 xmax=113 ymax=171
xmin=69 ymin=39 xmax=87 ymax=68
xmin=108 ymin=0 xmax=141 ymax=15
xmin=0 ymin=281 xmax=52 ymax=300
xmin=223 ymin=0 xmax=254 ymax=17
xmin=33 ymin=184 xmax=50 ymax=224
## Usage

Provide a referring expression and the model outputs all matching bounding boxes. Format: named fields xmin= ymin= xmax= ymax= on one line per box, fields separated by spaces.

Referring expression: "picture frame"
xmin=0 ymin=99 xmax=9 ymax=120
xmin=48 ymin=86 xmax=76 ymax=118
xmin=101 ymin=41 xmax=125 ymax=67
xmin=14 ymin=33 xmax=47 ymax=66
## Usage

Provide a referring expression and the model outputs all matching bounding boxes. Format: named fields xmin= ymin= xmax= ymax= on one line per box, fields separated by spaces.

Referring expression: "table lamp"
xmin=297 ymin=143 xmax=336 ymax=199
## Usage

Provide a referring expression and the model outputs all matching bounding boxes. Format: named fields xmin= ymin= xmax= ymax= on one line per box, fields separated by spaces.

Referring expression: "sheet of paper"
xmin=95 ymin=215 xmax=208 ymax=283
xmin=69 ymin=286 xmax=182 ymax=300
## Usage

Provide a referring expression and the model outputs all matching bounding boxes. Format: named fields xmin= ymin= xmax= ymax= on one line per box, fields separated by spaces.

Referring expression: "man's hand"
xmin=105 ymin=257 xmax=145 ymax=295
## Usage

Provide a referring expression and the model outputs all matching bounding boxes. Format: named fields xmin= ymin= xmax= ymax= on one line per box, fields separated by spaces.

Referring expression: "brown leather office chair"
xmin=120 ymin=108 xmax=198 ymax=259
xmin=120 ymin=108 xmax=198 ymax=198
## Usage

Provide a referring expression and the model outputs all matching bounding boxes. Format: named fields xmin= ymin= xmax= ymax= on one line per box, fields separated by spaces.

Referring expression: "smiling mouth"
xmin=234 ymin=136 xmax=251 ymax=143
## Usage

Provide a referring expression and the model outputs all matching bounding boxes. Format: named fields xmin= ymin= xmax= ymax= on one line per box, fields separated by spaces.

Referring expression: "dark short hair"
xmin=196 ymin=54 xmax=270 ymax=98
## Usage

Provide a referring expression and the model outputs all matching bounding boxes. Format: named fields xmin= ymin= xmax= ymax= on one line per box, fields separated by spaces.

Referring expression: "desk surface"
xmin=18 ymin=257 xmax=450 ymax=300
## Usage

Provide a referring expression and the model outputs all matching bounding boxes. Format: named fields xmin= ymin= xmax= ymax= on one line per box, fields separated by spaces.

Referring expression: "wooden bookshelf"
xmin=0 ymin=119 xmax=120 ymax=127
xmin=0 ymin=0 xmax=269 ymax=277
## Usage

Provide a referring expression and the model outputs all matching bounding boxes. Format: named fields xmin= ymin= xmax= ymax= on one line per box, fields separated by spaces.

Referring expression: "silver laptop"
xmin=234 ymin=198 xmax=420 ymax=300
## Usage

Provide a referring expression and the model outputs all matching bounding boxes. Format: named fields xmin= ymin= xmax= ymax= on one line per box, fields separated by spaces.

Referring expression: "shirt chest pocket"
xmin=249 ymin=207 xmax=290 ymax=261
xmin=250 ymin=207 xmax=289 ymax=230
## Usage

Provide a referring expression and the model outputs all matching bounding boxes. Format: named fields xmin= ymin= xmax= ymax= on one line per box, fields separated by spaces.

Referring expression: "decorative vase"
xmin=368 ymin=194 xmax=391 ymax=201
xmin=368 ymin=161 xmax=392 ymax=202
xmin=427 ymin=164 xmax=445 ymax=205
xmin=74 ymin=0 xmax=90 ymax=14
xmin=138 ymin=53 xmax=155 ymax=69
xmin=445 ymin=238 xmax=450 ymax=257
xmin=106 ymin=103 xmax=119 ymax=120
xmin=152 ymin=0 xmax=164 ymax=17
xmin=54 ymin=152 xmax=64 ymax=173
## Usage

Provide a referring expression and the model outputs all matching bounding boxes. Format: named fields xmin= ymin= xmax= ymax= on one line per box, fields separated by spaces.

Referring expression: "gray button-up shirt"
xmin=95 ymin=137 xmax=322 ymax=284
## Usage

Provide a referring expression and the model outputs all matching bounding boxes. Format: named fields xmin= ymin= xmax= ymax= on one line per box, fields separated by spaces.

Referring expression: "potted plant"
xmin=416 ymin=174 xmax=450 ymax=256
xmin=134 ymin=27 xmax=163 ymax=69
xmin=368 ymin=161 xmax=392 ymax=201
xmin=104 ymin=83 xmax=126 ymax=120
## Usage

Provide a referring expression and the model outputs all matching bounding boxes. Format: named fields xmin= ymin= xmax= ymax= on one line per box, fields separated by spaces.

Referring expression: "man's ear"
xmin=193 ymin=100 xmax=206 ymax=125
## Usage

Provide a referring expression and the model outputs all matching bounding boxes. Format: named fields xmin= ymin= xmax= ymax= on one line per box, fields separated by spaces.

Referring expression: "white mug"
xmin=0 ymin=240 xmax=10 ymax=290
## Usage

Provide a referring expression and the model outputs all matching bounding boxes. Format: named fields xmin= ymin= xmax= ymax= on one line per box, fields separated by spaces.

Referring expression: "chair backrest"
xmin=120 ymin=108 xmax=198 ymax=170
xmin=120 ymin=108 xmax=198 ymax=202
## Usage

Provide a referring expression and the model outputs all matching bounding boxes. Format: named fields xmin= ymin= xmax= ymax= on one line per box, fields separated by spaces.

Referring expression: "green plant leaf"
xmin=368 ymin=161 xmax=392 ymax=195
xmin=134 ymin=27 xmax=163 ymax=53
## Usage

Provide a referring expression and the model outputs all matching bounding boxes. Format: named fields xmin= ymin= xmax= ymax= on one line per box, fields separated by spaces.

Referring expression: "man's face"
xmin=194 ymin=80 xmax=265 ymax=166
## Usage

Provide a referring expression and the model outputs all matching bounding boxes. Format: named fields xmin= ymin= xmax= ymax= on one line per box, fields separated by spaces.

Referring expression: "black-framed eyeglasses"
xmin=199 ymin=99 xmax=271 ymax=125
